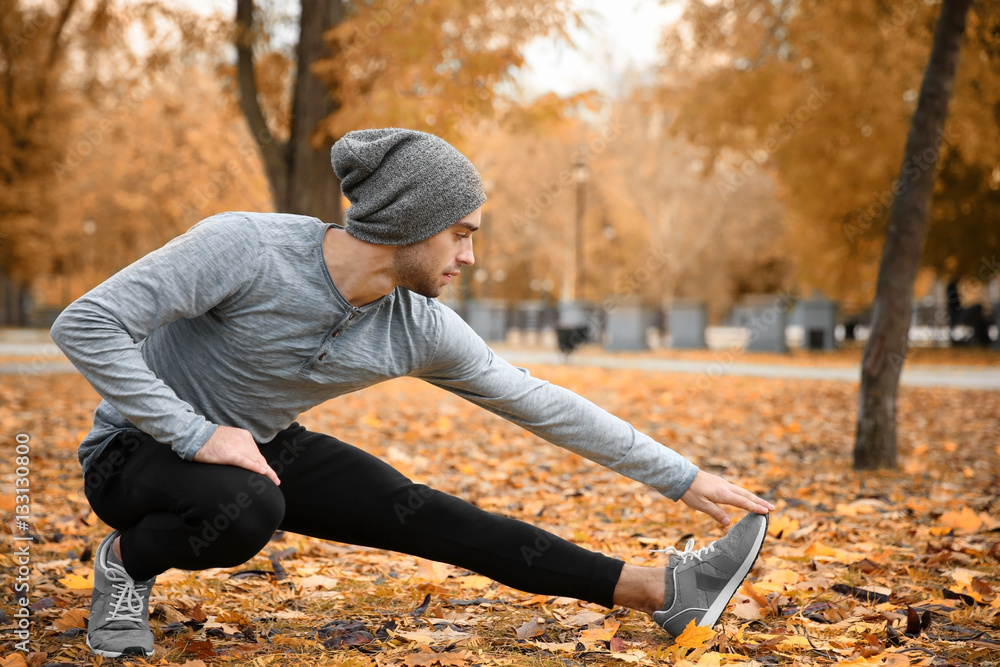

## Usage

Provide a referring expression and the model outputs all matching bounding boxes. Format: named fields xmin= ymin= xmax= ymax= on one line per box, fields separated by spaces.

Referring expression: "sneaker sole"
xmin=86 ymin=634 xmax=154 ymax=658
xmin=698 ymin=513 xmax=769 ymax=629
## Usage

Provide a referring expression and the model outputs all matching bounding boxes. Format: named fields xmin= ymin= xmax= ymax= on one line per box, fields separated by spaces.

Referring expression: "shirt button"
xmin=348 ymin=313 xmax=357 ymax=320
xmin=318 ymin=353 xmax=327 ymax=360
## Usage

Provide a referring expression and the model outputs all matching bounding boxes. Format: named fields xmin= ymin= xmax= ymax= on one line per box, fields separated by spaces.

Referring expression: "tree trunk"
xmin=854 ymin=0 xmax=973 ymax=470
xmin=284 ymin=0 xmax=345 ymax=222
xmin=235 ymin=0 xmax=345 ymax=223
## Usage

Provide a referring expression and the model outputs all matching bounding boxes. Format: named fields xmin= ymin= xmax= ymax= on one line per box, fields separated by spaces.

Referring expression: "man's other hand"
xmin=193 ymin=425 xmax=281 ymax=486
xmin=680 ymin=470 xmax=773 ymax=526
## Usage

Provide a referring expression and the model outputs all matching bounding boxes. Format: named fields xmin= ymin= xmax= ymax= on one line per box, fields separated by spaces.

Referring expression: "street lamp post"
xmin=556 ymin=157 xmax=591 ymax=355
xmin=573 ymin=157 xmax=589 ymax=300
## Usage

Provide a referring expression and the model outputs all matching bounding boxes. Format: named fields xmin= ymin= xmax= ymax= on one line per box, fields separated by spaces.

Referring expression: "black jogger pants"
xmin=82 ymin=422 xmax=625 ymax=607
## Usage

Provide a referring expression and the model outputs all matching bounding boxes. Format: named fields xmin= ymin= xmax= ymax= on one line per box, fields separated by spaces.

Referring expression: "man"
xmin=51 ymin=127 xmax=773 ymax=658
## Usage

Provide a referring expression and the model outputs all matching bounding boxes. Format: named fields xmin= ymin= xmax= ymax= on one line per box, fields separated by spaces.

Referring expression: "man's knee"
xmin=186 ymin=480 xmax=285 ymax=562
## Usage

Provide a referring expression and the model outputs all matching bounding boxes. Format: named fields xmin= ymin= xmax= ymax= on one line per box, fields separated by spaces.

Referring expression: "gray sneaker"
xmin=652 ymin=512 xmax=768 ymax=637
xmin=86 ymin=531 xmax=156 ymax=657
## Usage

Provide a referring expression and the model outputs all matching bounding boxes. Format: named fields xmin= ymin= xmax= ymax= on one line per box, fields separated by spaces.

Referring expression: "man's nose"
xmin=457 ymin=244 xmax=475 ymax=266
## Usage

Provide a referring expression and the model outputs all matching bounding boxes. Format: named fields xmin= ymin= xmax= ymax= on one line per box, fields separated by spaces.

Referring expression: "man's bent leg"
xmin=84 ymin=430 xmax=286 ymax=580
xmin=262 ymin=424 xmax=625 ymax=608
xmin=81 ymin=430 xmax=285 ymax=657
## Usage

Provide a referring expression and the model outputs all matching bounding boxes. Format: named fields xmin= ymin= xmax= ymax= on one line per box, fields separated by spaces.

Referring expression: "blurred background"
xmin=1 ymin=0 xmax=997 ymax=352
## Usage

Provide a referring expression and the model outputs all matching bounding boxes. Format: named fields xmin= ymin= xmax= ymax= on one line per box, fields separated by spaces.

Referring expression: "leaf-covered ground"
xmin=2 ymin=364 xmax=999 ymax=667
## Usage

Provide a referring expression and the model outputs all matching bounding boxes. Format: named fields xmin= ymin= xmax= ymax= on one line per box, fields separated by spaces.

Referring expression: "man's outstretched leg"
xmin=265 ymin=423 xmax=767 ymax=634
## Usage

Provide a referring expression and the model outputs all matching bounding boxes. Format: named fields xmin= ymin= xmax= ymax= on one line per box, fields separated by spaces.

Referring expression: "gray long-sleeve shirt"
xmin=50 ymin=211 xmax=699 ymax=499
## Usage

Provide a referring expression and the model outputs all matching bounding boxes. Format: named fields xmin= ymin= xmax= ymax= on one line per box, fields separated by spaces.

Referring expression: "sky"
xmin=514 ymin=0 xmax=684 ymax=99
xmin=175 ymin=0 xmax=683 ymax=99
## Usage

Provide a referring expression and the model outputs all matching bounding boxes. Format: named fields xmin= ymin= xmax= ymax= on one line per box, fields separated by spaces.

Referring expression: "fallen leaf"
xmin=394 ymin=627 xmax=471 ymax=645
xmin=216 ymin=610 xmax=251 ymax=625
xmin=189 ymin=603 xmax=208 ymax=623
xmin=58 ymin=573 xmax=93 ymax=590
xmin=51 ymin=608 xmax=88 ymax=631
xmin=767 ymin=514 xmax=800 ymax=537
xmin=741 ymin=580 xmax=770 ymax=607
xmin=529 ymin=640 xmax=578 ymax=652
xmin=884 ymin=654 xmax=912 ymax=667
xmin=403 ymin=650 xmax=470 ymax=666
xmin=692 ymin=652 xmax=725 ymax=666
xmin=761 ymin=568 xmax=803 ymax=585
xmin=408 ymin=593 xmax=432 ymax=617
xmin=413 ymin=559 xmax=452 ymax=584
xmin=515 ymin=618 xmax=544 ymax=639
xmin=323 ymin=630 xmax=374 ymax=648
xmin=579 ymin=618 xmax=621 ymax=645
xmin=805 ymin=541 xmax=865 ymax=563
xmin=730 ymin=593 xmax=762 ymax=620
xmin=674 ymin=619 xmax=716 ymax=649
xmin=561 ymin=609 xmax=606 ymax=627
xmin=293 ymin=574 xmax=340 ymax=591
xmin=759 ymin=633 xmax=810 ymax=649
xmin=938 ymin=506 xmax=982 ymax=533
xmin=178 ymin=638 xmax=216 ymax=659
xmin=455 ymin=574 xmax=492 ymax=590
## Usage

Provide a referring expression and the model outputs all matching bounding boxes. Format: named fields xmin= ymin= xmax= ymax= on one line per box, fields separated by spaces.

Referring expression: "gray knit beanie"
xmin=330 ymin=128 xmax=487 ymax=246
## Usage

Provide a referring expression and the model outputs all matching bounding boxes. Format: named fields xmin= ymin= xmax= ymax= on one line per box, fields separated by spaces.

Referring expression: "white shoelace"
xmin=651 ymin=538 xmax=717 ymax=564
xmin=104 ymin=562 xmax=149 ymax=623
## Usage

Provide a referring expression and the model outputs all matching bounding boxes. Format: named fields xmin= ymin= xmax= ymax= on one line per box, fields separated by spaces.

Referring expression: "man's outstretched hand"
xmin=681 ymin=470 xmax=773 ymax=526
xmin=193 ymin=424 xmax=281 ymax=486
